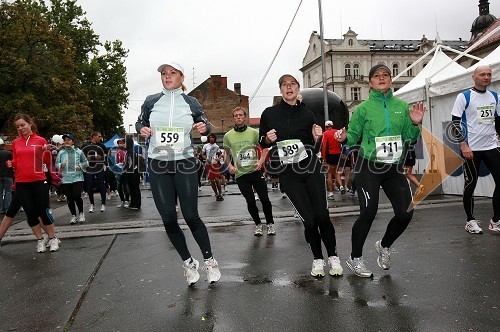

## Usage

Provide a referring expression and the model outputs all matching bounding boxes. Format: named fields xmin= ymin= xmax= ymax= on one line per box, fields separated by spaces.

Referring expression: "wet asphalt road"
xmin=0 ymin=185 xmax=498 ymax=331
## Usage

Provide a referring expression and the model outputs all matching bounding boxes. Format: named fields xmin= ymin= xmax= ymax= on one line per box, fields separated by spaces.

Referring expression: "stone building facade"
xmin=300 ymin=0 xmax=497 ymax=112
xmin=300 ymin=29 xmax=468 ymax=111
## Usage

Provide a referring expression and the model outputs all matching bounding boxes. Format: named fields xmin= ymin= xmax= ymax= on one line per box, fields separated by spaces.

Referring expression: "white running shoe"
xmin=117 ymin=201 xmax=125 ymax=208
xmin=124 ymin=201 xmax=130 ymax=208
xmin=36 ymin=238 xmax=47 ymax=253
xmin=69 ymin=215 xmax=77 ymax=224
xmin=346 ymin=257 xmax=373 ymax=278
xmin=78 ymin=212 xmax=85 ymax=223
xmin=311 ymin=259 xmax=325 ymax=277
xmin=89 ymin=204 xmax=94 ymax=213
xmin=375 ymin=240 xmax=391 ymax=270
xmin=254 ymin=193 xmax=259 ymax=201
xmin=465 ymin=220 xmax=483 ymax=234
xmin=327 ymin=256 xmax=343 ymax=276
xmin=489 ymin=219 xmax=500 ymax=232
xmin=184 ymin=258 xmax=200 ymax=285
xmin=205 ymin=258 xmax=221 ymax=283
xmin=254 ymin=224 xmax=263 ymax=236
xmin=100 ymin=204 xmax=106 ymax=212
xmin=266 ymin=224 xmax=276 ymax=236
xmin=49 ymin=237 xmax=60 ymax=252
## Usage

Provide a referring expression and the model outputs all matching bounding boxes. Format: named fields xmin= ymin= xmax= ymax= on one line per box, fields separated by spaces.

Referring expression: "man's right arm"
xmin=451 ymin=93 xmax=472 ymax=158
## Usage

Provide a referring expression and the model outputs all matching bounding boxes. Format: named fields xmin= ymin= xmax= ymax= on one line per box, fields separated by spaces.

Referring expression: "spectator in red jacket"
xmin=321 ymin=120 xmax=344 ymax=199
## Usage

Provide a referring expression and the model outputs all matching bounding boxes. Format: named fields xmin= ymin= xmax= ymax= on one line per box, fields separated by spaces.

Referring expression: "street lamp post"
xmin=128 ymin=124 xmax=132 ymax=134
xmin=221 ymin=119 xmax=224 ymax=134
xmin=318 ymin=0 xmax=329 ymax=122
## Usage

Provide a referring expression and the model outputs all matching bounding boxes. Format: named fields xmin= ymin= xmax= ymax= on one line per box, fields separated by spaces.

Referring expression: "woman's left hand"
xmin=409 ymin=101 xmax=425 ymax=125
xmin=193 ymin=122 xmax=207 ymax=135
xmin=312 ymin=124 xmax=323 ymax=142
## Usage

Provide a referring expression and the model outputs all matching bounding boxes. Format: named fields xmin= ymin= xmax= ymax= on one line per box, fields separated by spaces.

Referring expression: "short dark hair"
xmin=208 ymin=133 xmax=217 ymax=142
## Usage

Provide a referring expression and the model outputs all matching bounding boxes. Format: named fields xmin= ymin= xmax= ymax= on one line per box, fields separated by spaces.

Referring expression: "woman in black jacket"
xmin=259 ymin=74 xmax=343 ymax=278
xmin=124 ymin=136 xmax=144 ymax=210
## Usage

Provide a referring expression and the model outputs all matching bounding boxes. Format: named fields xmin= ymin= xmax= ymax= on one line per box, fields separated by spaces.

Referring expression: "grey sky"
xmin=77 ymin=0 xmax=499 ymax=131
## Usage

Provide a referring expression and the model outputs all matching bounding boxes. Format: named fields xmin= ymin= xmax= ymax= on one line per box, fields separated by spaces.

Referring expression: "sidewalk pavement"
xmin=3 ymin=183 xmax=466 ymax=242
xmin=0 ymin=183 xmax=498 ymax=331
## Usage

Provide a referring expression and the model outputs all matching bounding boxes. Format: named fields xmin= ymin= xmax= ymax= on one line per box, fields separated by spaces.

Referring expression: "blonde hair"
xmin=232 ymin=106 xmax=248 ymax=116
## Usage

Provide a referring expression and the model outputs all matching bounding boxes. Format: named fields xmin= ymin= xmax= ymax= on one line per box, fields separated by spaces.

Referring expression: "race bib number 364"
xmin=238 ymin=149 xmax=256 ymax=167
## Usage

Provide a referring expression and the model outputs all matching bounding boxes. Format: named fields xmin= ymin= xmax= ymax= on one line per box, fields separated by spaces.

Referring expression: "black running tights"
xmin=149 ymin=163 xmax=212 ymax=261
xmin=463 ymin=148 xmax=500 ymax=222
xmin=351 ymin=160 xmax=413 ymax=258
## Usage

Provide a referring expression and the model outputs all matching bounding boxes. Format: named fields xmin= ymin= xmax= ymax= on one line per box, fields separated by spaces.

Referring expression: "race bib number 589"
xmin=277 ymin=139 xmax=307 ymax=164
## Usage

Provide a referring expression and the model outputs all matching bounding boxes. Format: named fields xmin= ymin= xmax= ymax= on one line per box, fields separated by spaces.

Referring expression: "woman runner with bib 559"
xmin=136 ymin=61 xmax=221 ymax=286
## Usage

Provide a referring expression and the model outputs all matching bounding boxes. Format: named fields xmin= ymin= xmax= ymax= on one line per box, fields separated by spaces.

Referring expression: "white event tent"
xmin=394 ymin=36 xmax=500 ymax=197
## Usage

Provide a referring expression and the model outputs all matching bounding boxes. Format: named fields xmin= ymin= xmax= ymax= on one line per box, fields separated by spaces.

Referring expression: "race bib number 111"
xmin=375 ymin=135 xmax=402 ymax=163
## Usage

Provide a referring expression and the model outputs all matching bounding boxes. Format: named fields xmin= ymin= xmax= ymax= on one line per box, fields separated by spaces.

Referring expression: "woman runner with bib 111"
xmin=335 ymin=64 xmax=425 ymax=278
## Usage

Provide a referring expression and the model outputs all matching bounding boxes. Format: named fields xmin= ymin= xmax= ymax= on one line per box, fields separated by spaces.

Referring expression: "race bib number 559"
xmin=155 ymin=126 xmax=184 ymax=152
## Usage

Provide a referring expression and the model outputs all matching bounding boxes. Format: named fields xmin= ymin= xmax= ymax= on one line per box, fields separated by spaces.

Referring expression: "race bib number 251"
xmin=476 ymin=105 xmax=494 ymax=124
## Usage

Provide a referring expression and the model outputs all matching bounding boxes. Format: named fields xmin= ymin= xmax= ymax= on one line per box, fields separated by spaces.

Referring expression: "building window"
xmin=351 ymin=87 xmax=361 ymax=101
xmin=353 ymin=64 xmax=359 ymax=78
xmin=423 ymin=62 xmax=428 ymax=68
xmin=392 ymin=63 xmax=399 ymax=76
xmin=308 ymin=73 xmax=311 ymax=87
xmin=348 ymin=39 xmax=353 ymax=46
xmin=313 ymin=44 xmax=317 ymax=57
xmin=406 ymin=63 xmax=413 ymax=76
xmin=344 ymin=64 xmax=351 ymax=79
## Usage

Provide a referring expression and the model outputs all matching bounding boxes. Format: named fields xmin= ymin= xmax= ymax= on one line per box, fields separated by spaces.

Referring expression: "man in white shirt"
xmin=202 ymin=134 xmax=223 ymax=201
xmin=451 ymin=65 xmax=500 ymax=234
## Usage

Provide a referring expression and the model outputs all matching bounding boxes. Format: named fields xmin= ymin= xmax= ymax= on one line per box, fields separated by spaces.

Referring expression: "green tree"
xmin=46 ymin=0 xmax=129 ymax=139
xmin=0 ymin=0 xmax=92 ymax=140
xmin=0 ymin=0 xmax=129 ymax=141
xmin=87 ymin=40 xmax=129 ymax=138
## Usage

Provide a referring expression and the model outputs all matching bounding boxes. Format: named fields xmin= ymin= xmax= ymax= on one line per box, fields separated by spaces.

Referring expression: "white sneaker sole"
xmin=465 ymin=227 xmax=483 ymax=234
